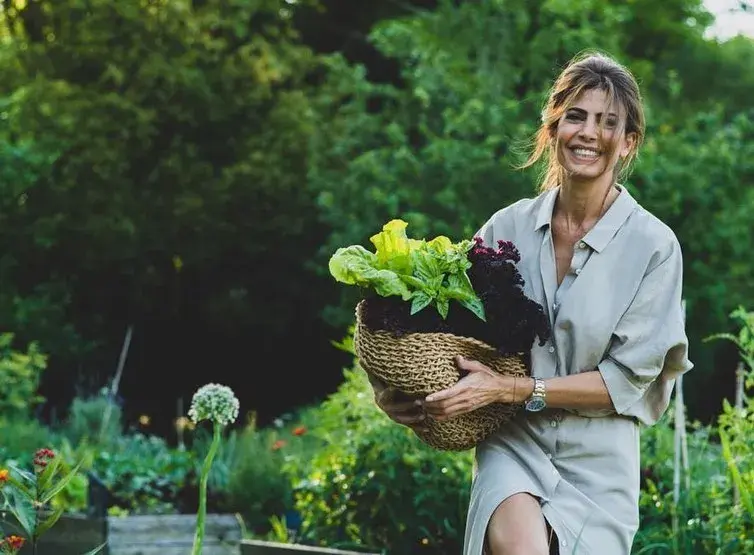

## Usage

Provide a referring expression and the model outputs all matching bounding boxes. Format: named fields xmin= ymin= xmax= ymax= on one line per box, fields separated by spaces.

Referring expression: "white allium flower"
xmin=188 ymin=383 xmax=240 ymax=427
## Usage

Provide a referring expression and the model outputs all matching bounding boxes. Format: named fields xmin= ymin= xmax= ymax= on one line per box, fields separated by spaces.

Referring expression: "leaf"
xmin=5 ymin=474 xmax=34 ymax=499
xmin=7 ymin=463 xmax=37 ymax=489
xmin=7 ymin=488 xmax=36 ymax=537
xmin=411 ymin=252 xmax=441 ymax=282
xmin=37 ymin=455 xmax=63 ymax=498
xmin=426 ymin=235 xmax=452 ymax=253
xmin=458 ymin=297 xmax=486 ymax=321
xmin=40 ymin=458 xmax=85 ymax=505
xmin=436 ymin=297 xmax=450 ymax=320
xmin=719 ymin=424 xmax=754 ymax=517
xmin=36 ymin=506 xmax=64 ymax=538
xmin=81 ymin=542 xmax=108 ymax=555
xmin=410 ymin=292 xmax=432 ymax=315
xmin=370 ymin=219 xmax=412 ymax=266
xmin=328 ymin=246 xmax=412 ymax=300
xmin=328 ymin=245 xmax=378 ymax=285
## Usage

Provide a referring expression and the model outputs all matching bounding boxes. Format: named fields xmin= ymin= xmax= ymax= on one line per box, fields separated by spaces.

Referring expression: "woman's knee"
xmin=485 ymin=493 xmax=550 ymax=555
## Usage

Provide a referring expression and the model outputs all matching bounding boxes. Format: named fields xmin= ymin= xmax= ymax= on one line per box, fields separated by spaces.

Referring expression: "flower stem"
xmin=191 ymin=421 xmax=222 ymax=555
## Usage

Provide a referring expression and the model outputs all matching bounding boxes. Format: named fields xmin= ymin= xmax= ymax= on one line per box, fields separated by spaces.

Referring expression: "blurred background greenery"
xmin=0 ymin=0 xmax=753 ymax=553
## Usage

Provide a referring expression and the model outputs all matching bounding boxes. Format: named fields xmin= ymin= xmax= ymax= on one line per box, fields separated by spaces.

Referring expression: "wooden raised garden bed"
xmin=240 ymin=539 xmax=381 ymax=555
xmin=4 ymin=513 xmax=241 ymax=555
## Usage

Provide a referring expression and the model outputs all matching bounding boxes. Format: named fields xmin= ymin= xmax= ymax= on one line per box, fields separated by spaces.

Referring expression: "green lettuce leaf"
xmin=328 ymin=245 xmax=411 ymax=300
xmin=369 ymin=219 xmax=422 ymax=275
xmin=328 ymin=219 xmax=486 ymax=321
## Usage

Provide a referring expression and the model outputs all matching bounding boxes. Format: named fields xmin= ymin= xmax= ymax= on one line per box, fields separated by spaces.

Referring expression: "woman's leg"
xmin=485 ymin=493 xmax=551 ymax=555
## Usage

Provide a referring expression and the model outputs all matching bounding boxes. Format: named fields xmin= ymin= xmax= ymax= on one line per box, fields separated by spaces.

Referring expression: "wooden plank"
xmin=109 ymin=545 xmax=238 ymax=555
xmin=107 ymin=513 xmax=241 ymax=545
xmin=3 ymin=514 xmax=107 ymax=555
xmin=241 ymin=540 xmax=380 ymax=555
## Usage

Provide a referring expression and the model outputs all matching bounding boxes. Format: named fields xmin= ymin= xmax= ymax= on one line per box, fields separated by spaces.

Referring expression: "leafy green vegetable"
xmin=328 ymin=219 xmax=485 ymax=321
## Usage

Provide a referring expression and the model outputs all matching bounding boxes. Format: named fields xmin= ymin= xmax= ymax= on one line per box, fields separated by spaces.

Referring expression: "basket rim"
xmin=355 ymin=299 xmax=527 ymax=359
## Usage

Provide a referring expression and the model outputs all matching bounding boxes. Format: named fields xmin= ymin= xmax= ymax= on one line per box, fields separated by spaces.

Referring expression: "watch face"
xmin=525 ymin=398 xmax=546 ymax=412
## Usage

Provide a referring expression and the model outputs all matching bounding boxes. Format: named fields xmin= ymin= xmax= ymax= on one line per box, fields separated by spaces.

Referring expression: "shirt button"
xmin=573 ymin=267 xmax=582 ymax=275
xmin=550 ymin=420 xmax=558 ymax=428
xmin=547 ymin=453 xmax=553 ymax=459
xmin=548 ymin=345 xmax=555 ymax=353
xmin=577 ymin=241 xmax=586 ymax=249
xmin=562 ymin=540 xmax=568 ymax=547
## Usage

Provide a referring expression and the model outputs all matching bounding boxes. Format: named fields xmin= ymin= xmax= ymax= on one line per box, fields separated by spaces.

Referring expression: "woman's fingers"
xmin=373 ymin=388 xmax=429 ymax=431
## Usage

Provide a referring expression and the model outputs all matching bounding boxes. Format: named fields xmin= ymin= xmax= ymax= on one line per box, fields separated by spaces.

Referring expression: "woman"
xmin=372 ymin=52 xmax=693 ymax=554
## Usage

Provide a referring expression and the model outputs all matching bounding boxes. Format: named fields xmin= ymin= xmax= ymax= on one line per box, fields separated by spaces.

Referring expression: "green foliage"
xmin=0 ymin=334 xmax=47 ymax=419
xmin=704 ymin=307 xmax=754 ymax=376
xmin=0 ymin=0 xmax=327 ymax=375
xmin=0 ymin=446 xmax=104 ymax=554
xmin=92 ymin=433 xmax=195 ymax=515
xmin=61 ymin=391 xmax=123 ymax=447
xmin=710 ymin=307 xmax=754 ymax=533
xmin=633 ymin=307 xmax=754 ymax=553
xmin=283 ymin=359 xmax=473 ymax=554
xmin=0 ymin=419 xmax=57 ymax=469
xmin=213 ymin=415 xmax=323 ymax=536
xmin=329 ymin=219 xmax=482 ymax=320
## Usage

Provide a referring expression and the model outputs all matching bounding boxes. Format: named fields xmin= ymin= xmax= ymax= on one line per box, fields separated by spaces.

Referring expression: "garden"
xmin=1 ymin=307 xmax=753 ymax=554
xmin=1 ymin=0 xmax=753 ymax=554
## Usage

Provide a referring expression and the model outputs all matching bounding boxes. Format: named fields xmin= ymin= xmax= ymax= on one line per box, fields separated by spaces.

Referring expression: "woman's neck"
xmin=555 ymin=177 xmax=618 ymax=231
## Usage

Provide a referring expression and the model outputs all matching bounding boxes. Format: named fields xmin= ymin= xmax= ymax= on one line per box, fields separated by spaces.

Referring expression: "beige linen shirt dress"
xmin=464 ymin=185 xmax=693 ymax=555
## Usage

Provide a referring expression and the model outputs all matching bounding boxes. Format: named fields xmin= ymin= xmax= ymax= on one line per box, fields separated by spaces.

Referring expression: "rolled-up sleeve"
xmin=598 ymin=237 xmax=693 ymax=425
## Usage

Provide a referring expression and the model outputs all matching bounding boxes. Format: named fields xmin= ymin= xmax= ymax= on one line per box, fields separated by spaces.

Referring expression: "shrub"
xmin=284 ymin=359 xmax=472 ymax=554
xmin=214 ymin=412 xmax=324 ymax=536
xmin=0 ymin=333 xmax=47 ymax=420
xmin=92 ymin=432 xmax=196 ymax=515
xmin=0 ymin=418 xmax=58 ymax=468
xmin=62 ymin=390 xmax=123 ymax=447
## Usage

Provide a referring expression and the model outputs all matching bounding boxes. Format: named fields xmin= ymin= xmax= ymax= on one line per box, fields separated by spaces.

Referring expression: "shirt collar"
xmin=534 ymin=185 xmax=638 ymax=253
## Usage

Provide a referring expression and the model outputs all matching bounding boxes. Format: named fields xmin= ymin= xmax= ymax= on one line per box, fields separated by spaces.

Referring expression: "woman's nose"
xmin=579 ymin=117 xmax=599 ymax=139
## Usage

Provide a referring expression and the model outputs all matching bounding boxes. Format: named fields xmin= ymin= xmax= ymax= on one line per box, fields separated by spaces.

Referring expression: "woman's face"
xmin=554 ymin=88 xmax=635 ymax=183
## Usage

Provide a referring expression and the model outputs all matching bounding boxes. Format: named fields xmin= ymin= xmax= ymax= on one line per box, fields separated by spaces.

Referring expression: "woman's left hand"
xmin=422 ymin=355 xmax=514 ymax=421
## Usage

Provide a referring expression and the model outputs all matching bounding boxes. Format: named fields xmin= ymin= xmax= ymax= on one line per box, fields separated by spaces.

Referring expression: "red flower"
xmin=0 ymin=535 xmax=26 ymax=552
xmin=33 ymin=448 xmax=56 ymax=473
xmin=292 ymin=426 xmax=307 ymax=436
xmin=271 ymin=440 xmax=286 ymax=451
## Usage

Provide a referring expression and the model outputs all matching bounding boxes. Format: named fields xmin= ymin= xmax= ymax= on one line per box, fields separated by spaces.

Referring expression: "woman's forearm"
xmin=511 ymin=370 xmax=614 ymax=411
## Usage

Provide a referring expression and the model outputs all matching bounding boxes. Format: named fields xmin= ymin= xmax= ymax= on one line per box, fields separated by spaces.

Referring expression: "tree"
xmin=0 ymin=0 xmax=340 ymax=422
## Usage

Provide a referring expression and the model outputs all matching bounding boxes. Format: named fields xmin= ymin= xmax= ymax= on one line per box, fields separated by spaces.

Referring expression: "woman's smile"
xmin=568 ymin=146 xmax=601 ymax=163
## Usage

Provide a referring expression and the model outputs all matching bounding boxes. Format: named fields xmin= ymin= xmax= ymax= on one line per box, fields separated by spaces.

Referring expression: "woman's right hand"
xmin=368 ymin=373 xmax=427 ymax=433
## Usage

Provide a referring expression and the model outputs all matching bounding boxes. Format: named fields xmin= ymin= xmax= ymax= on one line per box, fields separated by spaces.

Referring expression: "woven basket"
xmin=354 ymin=300 xmax=529 ymax=451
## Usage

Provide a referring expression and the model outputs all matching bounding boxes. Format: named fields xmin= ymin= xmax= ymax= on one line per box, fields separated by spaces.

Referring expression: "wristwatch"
xmin=524 ymin=378 xmax=547 ymax=412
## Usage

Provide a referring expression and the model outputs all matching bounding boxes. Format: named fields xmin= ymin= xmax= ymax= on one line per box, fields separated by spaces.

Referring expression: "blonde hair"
xmin=520 ymin=51 xmax=646 ymax=192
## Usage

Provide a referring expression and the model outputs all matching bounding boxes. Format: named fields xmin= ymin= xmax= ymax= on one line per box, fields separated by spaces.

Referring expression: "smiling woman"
xmin=372 ymin=51 xmax=692 ymax=555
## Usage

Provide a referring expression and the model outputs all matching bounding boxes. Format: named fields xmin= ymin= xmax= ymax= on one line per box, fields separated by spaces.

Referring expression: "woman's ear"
xmin=621 ymin=131 xmax=637 ymax=158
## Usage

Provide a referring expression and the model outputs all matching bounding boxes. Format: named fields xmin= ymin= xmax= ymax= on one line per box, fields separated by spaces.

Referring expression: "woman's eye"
xmin=565 ymin=113 xmax=582 ymax=121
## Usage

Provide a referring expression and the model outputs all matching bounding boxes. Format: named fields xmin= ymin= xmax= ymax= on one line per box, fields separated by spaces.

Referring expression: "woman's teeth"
xmin=572 ymin=148 xmax=600 ymax=159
